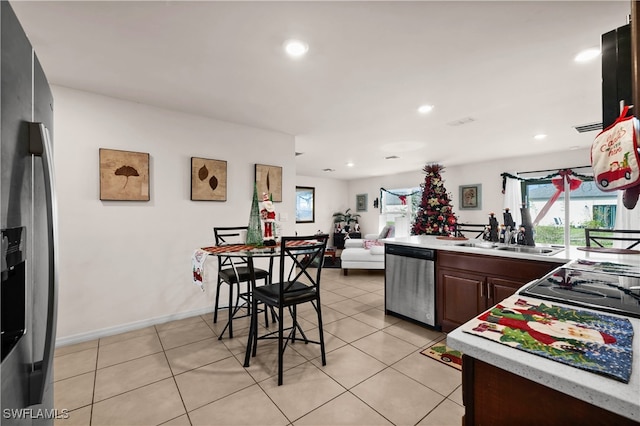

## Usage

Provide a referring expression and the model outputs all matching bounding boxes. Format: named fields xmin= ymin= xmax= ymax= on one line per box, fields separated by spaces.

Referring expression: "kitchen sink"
xmin=494 ymin=245 xmax=564 ymax=256
xmin=455 ymin=241 xmax=499 ymax=249
xmin=454 ymin=240 xmax=564 ymax=256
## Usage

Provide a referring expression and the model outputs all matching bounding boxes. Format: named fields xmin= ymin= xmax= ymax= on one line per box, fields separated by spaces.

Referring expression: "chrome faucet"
xmin=505 ymin=226 xmax=518 ymax=245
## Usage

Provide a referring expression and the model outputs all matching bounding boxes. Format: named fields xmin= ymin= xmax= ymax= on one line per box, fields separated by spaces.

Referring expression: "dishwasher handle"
xmin=385 ymin=244 xmax=435 ymax=261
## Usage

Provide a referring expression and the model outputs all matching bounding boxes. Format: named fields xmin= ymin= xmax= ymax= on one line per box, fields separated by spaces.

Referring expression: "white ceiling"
xmin=11 ymin=1 xmax=631 ymax=180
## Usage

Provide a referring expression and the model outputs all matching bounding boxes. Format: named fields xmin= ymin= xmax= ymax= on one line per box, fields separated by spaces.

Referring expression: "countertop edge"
xmin=447 ymin=299 xmax=640 ymax=422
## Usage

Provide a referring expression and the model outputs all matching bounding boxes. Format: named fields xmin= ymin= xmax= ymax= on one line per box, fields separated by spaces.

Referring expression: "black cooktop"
xmin=521 ymin=262 xmax=640 ymax=318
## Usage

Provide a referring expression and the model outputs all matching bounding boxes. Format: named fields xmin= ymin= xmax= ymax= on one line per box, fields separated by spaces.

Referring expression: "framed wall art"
xmin=255 ymin=164 xmax=282 ymax=202
xmin=295 ymin=186 xmax=315 ymax=223
xmin=459 ymin=184 xmax=482 ymax=210
xmin=356 ymin=193 xmax=368 ymax=212
xmin=99 ymin=148 xmax=150 ymax=201
xmin=191 ymin=157 xmax=227 ymax=201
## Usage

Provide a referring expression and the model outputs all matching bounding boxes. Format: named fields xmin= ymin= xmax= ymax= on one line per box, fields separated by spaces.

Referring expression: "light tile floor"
xmin=53 ymin=268 xmax=464 ymax=426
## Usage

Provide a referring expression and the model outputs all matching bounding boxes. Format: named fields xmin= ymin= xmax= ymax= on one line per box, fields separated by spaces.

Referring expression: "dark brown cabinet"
xmin=462 ymin=356 xmax=639 ymax=425
xmin=437 ymin=251 xmax=558 ymax=332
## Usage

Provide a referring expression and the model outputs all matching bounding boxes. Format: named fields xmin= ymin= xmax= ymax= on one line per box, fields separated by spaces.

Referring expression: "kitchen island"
xmin=447 ymin=292 xmax=640 ymax=425
xmin=384 ymin=235 xmax=640 ymax=423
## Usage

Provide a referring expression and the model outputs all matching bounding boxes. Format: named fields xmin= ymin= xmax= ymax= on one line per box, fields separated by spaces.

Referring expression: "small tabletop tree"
xmin=411 ymin=163 xmax=458 ymax=236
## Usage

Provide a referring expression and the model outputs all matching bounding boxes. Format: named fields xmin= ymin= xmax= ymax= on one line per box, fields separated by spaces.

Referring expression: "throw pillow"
xmin=378 ymin=226 xmax=390 ymax=239
xmin=364 ymin=239 xmax=384 ymax=250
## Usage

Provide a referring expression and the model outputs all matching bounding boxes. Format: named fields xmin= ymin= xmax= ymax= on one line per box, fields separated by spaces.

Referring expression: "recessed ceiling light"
xmin=417 ymin=105 xmax=434 ymax=114
xmin=534 ymin=134 xmax=547 ymax=140
xmin=284 ymin=39 xmax=309 ymax=58
xmin=322 ymin=168 xmax=335 ymax=172
xmin=574 ymin=48 xmax=600 ymax=63
xmin=346 ymin=162 xmax=355 ymax=167
xmin=385 ymin=155 xmax=400 ymax=160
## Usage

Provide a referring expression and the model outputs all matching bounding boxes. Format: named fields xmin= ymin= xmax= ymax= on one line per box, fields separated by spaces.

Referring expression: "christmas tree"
xmin=411 ymin=163 xmax=458 ymax=236
xmin=246 ymin=183 xmax=264 ymax=246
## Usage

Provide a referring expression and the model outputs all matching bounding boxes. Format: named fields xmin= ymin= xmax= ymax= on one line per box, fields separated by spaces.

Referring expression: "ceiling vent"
xmin=573 ymin=122 xmax=603 ymax=133
xmin=295 ymin=152 xmax=303 ymax=156
xmin=447 ymin=117 xmax=476 ymax=127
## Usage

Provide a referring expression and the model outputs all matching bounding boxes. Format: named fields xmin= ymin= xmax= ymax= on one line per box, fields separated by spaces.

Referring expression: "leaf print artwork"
xmin=255 ymin=164 xmax=282 ymax=202
xmin=191 ymin=157 xmax=227 ymax=201
xmin=114 ymin=165 xmax=139 ymax=189
xmin=198 ymin=165 xmax=209 ymax=181
xmin=209 ymin=175 xmax=218 ymax=191
xmin=100 ymin=149 xmax=149 ymax=201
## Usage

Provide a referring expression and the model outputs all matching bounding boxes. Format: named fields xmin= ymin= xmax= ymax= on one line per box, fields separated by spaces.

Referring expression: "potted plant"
xmin=332 ymin=208 xmax=361 ymax=232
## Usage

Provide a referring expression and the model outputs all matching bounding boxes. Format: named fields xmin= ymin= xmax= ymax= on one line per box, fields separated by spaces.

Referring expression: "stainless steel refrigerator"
xmin=1 ymin=1 xmax=58 ymax=425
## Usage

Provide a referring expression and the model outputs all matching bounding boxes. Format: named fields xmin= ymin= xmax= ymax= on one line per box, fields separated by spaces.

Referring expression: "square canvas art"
xmin=99 ymin=148 xmax=150 ymax=201
xmin=255 ymin=164 xmax=282 ymax=202
xmin=191 ymin=157 xmax=227 ymax=201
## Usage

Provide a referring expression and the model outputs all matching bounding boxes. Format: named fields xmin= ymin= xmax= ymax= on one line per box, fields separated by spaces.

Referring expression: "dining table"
xmin=191 ymin=240 xmax=318 ymax=340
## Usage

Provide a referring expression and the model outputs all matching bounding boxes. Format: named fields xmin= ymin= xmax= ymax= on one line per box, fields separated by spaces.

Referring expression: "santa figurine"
xmin=260 ymin=193 xmax=277 ymax=246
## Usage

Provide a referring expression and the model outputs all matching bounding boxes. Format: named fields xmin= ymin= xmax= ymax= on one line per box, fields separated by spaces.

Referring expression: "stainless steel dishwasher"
xmin=385 ymin=244 xmax=436 ymax=327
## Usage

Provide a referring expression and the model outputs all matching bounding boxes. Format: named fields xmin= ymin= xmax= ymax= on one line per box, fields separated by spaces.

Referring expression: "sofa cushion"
xmin=341 ymin=247 xmax=384 ymax=262
xmin=370 ymin=245 xmax=385 ymax=255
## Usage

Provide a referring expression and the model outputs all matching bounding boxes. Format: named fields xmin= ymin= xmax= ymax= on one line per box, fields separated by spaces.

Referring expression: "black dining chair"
xmin=243 ymin=234 xmax=328 ymax=385
xmin=584 ymin=228 xmax=640 ymax=250
xmin=213 ymin=226 xmax=273 ymax=339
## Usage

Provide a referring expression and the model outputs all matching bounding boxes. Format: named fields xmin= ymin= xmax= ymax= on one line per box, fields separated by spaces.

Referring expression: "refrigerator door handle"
xmin=28 ymin=122 xmax=59 ymax=405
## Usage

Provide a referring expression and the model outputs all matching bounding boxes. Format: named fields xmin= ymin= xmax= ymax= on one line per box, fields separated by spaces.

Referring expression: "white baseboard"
xmin=55 ymin=306 xmax=217 ymax=348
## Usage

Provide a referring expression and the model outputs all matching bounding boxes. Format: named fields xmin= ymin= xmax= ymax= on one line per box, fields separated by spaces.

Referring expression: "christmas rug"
xmin=461 ymin=295 xmax=634 ymax=383
xmin=420 ymin=342 xmax=463 ymax=371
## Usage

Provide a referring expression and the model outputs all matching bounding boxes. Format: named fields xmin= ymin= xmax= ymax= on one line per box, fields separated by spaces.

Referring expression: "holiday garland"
xmin=500 ymin=169 xmax=593 ymax=193
xmin=380 ymin=187 xmax=421 ymax=197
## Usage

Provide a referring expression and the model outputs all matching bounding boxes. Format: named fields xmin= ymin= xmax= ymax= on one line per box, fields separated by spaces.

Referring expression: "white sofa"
xmin=340 ymin=226 xmax=394 ymax=275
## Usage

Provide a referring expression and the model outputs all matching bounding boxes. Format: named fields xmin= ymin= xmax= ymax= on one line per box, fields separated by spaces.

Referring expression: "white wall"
xmin=53 ymin=86 xmax=296 ymax=344
xmin=346 ymin=149 xmax=594 ymax=231
xmin=294 ymin=175 xmax=348 ymax=245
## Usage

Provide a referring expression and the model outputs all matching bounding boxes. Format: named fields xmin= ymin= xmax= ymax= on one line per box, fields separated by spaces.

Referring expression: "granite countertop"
xmin=383 ymin=235 xmax=640 ymax=265
xmin=447 ymin=291 xmax=640 ymax=422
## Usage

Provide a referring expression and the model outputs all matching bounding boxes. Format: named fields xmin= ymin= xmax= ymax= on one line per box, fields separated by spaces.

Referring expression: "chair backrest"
xmin=214 ymin=226 xmax=250 ymax=269
xmin=276 ymin=235 xmax=328 ymax=301
xmin=584 ymin=228 xmax=640 ymax=250
xmin=456 ymin=223 xmax=486 ymax=239
xmin=214 ymin=226 xmax=248 ymax=246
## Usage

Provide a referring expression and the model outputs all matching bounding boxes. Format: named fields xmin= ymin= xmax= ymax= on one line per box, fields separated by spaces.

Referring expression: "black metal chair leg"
xmin=278 ymin=304 xmax=284 ymax=386
xmin=213 ymin=280 xmax=222 ymax=323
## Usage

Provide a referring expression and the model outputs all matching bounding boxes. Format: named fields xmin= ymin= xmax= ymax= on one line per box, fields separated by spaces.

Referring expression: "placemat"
xmin=461 ymin=296 xmax=634 ymax=383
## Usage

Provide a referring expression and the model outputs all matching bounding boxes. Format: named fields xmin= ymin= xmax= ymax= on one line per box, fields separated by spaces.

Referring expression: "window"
xmin=380 ymin=187 xmax=421 ymax=236
xmin=522 ymin=178 xmax=616 ymax=246
xmin=295 ymin=187 xmax=315 ymax=223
